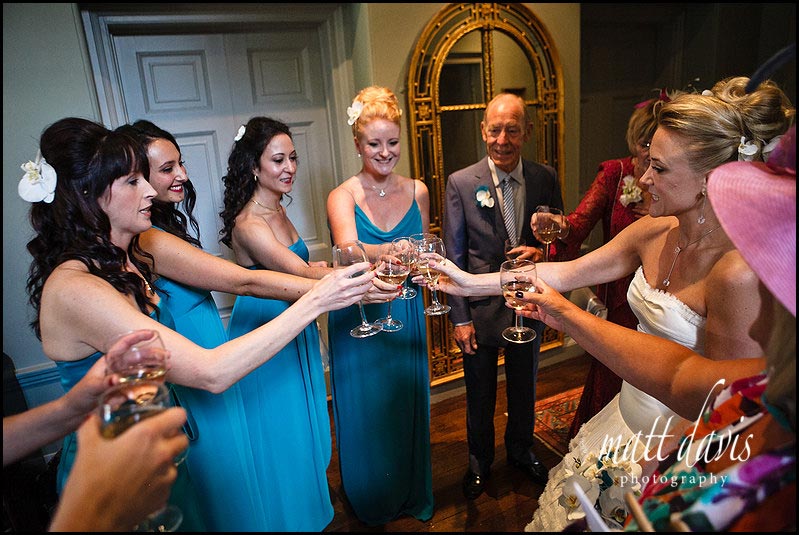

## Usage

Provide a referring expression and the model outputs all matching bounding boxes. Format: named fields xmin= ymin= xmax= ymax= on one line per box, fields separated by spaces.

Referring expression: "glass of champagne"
xmin=98 ymin=381 xmax=184 ymax=532
xmin=504 ymin=237 xmax=527 ymax=261
xmin=500 ymin=259 xmax=537 ymax=343
xmin=532 ymin=206 xmax=566 ymax=262
xmin=374 ymin=241 xmax=410 ymax=332
xmin=332 ymin=240 xmax=383 ymax=338
xmin=104 ymin=330 xmax=169 ymax=384
xmin=394 ymin=236 xmax=418 ymax=299
xmin=414 ymin=235 xmax=451 ymax=316
xmin=104 ymin=330 xmax=188 ymax=466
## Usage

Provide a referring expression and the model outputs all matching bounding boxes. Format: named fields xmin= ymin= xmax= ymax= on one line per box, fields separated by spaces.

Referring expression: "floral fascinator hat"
xmin=708 ymin=125 xmax=796 ymax=316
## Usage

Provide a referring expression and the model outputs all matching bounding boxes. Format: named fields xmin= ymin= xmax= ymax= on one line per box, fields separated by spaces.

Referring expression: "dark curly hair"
xmin=116 ymin=120 xmax=202 ymax=248
xmin=219 ymin=117 xmax=293 ymax=248
xmin=26 ymin=117 xmax=156 ymax=338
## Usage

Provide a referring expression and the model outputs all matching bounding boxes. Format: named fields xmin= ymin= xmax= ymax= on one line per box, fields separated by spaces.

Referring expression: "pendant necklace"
xmin=251 ymin=198 xmax=281 ymax=213
xmin=661 ymin=224 xmax=722 ymax=287
xmin=364 ymin=176 xmax=392 ymax=198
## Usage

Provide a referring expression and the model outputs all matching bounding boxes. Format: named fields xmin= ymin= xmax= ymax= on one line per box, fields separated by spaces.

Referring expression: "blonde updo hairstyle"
xmin=349 ymin=85 xmax=402 ymax=139
xmin=654 ymin=77 xmax=794 ymax=175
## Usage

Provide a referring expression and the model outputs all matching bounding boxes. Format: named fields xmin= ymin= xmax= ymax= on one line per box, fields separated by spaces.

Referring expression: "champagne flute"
xmin=332 ymin=240 xmax=383 ymax=338
xmin=98 ymin=381 xmax=184 ymax=532
xmin=500 ymin=259 xmax=537 ymax=343
xmin=374 ymin=241 xmax=410 ymax=332
xmin=394 ymin=236 xmax=418 ymax=299
xmin=532 ymin=205 xmax=566 ymax=262
xmin=104 ymin=330 xmax=188 ymax=466
xmin=414 ymin=235 xmax=451 ymax=316
xmin=504 ymin=237 xmax=527 ymax=261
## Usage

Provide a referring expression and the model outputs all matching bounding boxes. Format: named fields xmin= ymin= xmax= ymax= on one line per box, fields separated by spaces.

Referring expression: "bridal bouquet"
xmin=558 ymin=446 xmax=643 ymax=530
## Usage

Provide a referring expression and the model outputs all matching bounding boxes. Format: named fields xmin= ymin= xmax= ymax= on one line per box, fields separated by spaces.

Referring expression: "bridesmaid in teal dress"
xmin=326 ymin=86 xmax=434 ymax=525
xmin=226 ymin=240 xmax=333 ymax=529
xmin=220 ymin=117 xmax=342 ymax=530
xmin=54 ymin=306 xmax=208 ymax=532
xmin=122 ymin=121 xmax=267 ymax=530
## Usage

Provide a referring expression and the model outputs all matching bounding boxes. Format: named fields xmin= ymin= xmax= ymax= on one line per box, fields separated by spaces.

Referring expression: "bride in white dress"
xmin=421 ymin=77 xmax=792 ymax=531
xmin=525 ymin=78 xmax=792 ymax=531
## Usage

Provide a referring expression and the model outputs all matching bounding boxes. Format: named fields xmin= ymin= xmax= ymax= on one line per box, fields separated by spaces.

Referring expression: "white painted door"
xmin=111 ymin=28 xmax=338 ymax=315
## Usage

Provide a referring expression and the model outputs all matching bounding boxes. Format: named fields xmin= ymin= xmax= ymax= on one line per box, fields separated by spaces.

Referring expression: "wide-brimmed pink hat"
xmin=708 ymin=125 xmax=796 ymax=316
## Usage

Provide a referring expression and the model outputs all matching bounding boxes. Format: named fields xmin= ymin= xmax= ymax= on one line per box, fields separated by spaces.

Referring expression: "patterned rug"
xmin=534 ymin=386 xmax=583 ymax=456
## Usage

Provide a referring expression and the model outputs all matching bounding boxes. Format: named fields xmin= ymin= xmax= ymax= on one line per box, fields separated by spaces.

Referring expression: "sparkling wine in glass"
xmin=500 ymin=259 xmax=537 ymax=343
xmin=413 ymin=235 xmax=451 ymax=316
xmin=504 ymin=237 xmax=527 ymax=261
xmin=332 ymin=240 xmax=383 ymax=338
xmin=374 ymin=241 xmax=410 ymax=332
xmin=532 ymin=206 xmax=566 ymax=262
xmin=393 ymin=236 xmax=417 ymax=299
xmin=98 ymin=381 xmax=184 ymax=532
xmin=105 ymin=330 xmax=169 ymax=384
xmin=104 ymin=330 xmax=187 ymax=466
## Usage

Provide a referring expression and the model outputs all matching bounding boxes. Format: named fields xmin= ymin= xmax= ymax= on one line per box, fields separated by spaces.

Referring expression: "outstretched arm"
xmin=514 ymin=278 xmax=765 ymax=420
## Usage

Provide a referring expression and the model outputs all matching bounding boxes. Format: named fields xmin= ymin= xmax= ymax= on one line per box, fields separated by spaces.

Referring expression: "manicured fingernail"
xmin=515 ymin=291 xmax=524 ymax=298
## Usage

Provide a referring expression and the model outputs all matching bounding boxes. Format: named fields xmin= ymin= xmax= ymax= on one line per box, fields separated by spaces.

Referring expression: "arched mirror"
xmin=407 ymin=3 xmax=564 ymax=384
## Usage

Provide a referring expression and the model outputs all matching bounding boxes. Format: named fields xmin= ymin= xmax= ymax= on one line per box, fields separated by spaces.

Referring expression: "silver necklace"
xmin=661 ymin=224 xmax=722 ymax=288
xmin=364 ymin=176 xmax=391 ymax=198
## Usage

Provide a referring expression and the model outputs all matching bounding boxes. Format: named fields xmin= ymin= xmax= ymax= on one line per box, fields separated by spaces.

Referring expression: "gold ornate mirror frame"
xmin=407 ymin=3 xmax=565 ymax=385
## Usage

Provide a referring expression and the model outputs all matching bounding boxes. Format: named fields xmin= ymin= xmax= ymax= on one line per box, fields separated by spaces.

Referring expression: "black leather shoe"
xmin=462 ymin=469 xmax=487 ymax=500
xmin=510 ymin=458 xmax=548 ymax=486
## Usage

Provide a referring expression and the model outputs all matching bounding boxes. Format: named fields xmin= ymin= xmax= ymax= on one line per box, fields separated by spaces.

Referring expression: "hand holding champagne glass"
xmin=531 ymin=206 xmax=567 ymax=262
xmin=98 ymin=381 xmax=184 ymax=532
xmin=104 ymin=330 xmax=187 ymax=466
xmin=412 ymin=234 xmax=451 ymax=316
xmin=332 ymin=240 xmax=383 ymax=338
xmin=504 ymin=237 xmax=527 ymax=261
xmin=500 ymin=259 xmax=537 ymax=343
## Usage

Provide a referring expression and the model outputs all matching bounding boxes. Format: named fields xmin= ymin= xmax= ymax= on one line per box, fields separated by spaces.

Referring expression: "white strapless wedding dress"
xmin=526 ymin=266 xmax=706 ymax=532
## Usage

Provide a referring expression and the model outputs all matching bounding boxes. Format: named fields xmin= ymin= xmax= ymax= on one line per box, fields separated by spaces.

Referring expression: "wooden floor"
xmin=323 ymin=352 xmax=592 ymax=532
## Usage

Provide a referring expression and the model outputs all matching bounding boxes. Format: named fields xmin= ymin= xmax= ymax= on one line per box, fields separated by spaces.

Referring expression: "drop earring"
xmin=698 ymin=179 xmax=707 ymax=224
xmin=253 ymin=174 xmax=258 ymax=182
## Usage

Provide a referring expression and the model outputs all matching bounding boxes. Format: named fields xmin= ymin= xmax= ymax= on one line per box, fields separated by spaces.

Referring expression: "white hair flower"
xmin=701 ymin=89 xmax=713 ymax=96
xmin=347 ymin=100 xmax=364 ymax=126
xmin=619 ymin=175 xmax=643 ymax=207
xmin=761 ymin=135 xmax=783 ymax=162
xmin=234 ymin=125 xmax=246 ymax=142
xmin=19 ymin=151 xmax=57 ymax=203
xmin=738 ymin=136 xmax=759 ymax=161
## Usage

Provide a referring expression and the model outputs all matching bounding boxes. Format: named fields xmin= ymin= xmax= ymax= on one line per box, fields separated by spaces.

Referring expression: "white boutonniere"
xmin=234 ymin=125 xmax=246 ymax=142
xmin=619 ymin=175 xmax=642 ymax=207
xmin=19 ymin=151 xmax=57 ymax=203
xmin=475 ymin=185 xmax=495 ymax=208
xmin=347 ymin=100 xmax=364 ymax=126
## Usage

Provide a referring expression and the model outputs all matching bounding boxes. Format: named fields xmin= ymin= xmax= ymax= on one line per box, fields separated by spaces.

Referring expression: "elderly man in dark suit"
xmin=443 ymin=92 xmax=564 ymax=499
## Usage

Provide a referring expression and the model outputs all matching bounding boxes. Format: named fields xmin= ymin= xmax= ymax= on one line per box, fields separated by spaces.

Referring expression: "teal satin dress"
xmin=327 ymin=199 xmax=434 ymax=525
xmin=54 ymin=305 xmax=207 ymax=532
xmin=226 ymin=237 xmax=334 ymax=531
xmin=153 ymin=267 xmax=267 ymax=530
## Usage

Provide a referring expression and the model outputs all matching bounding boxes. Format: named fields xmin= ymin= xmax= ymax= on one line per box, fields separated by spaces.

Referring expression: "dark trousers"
xmin=463 ymin=322 xmax=544 ymax=474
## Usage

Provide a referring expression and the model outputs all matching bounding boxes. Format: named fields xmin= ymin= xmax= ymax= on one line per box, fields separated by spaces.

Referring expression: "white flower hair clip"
xmin=234 ymin=125 xmax=246 ymax=142
xmin=761 ymin=135 xmax=783 ymax=163
xmin=347 ymin=100 xmax=363 ymax=126
xmin=19 ymin=150 xmax=57 ymax=203
xmin=701 ymin=89 xmax=714 ymax=96
xmin=619 ymin=175 xmax=643 ymax=207
xmin=737 ymin=136 xmax=759 ymax=161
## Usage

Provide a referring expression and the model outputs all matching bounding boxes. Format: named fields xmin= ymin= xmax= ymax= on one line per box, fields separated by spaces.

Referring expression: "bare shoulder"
xmin=327 ymin=177 xmax=359 ymax=206
xmin=707 ymin=248 xmax=761 ymax=292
